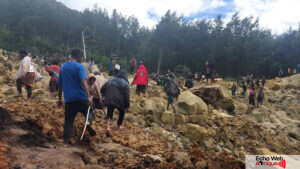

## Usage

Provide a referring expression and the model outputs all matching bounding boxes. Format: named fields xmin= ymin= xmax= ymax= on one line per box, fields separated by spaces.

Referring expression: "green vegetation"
xmin=0 ymin=0 xmax=299 ymax=77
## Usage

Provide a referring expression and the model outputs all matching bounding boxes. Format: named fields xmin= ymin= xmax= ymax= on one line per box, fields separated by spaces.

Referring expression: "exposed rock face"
xmin=185 ymin=123 xmax=207 ymax=142
xmin=189 ymin=85 xmax=225 ymax=105
xmin=215 ymin=98 xmax=235 ymax=112
xmin=176 ymin=91 xmax=208 ymax=115
xmin=266 ymin=80 xmax=281 ymax=91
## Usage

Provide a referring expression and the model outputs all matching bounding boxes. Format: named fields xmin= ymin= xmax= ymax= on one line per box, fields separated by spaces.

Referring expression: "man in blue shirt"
xmin=57 ymin=49 xmax=95 ymax=144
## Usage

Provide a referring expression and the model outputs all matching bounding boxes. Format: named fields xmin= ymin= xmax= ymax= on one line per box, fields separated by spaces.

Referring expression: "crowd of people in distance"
xmin=234 ymin=75 xmax=266 ymax=108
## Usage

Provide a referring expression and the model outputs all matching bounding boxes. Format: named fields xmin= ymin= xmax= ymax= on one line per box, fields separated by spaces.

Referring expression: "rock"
xmin=150 ymin=125 xmax=176 ymax=142
xmin=188 ymin=115 xmax=205 ymax=124
xmin=173 ymin=151 xmax=192 ymax=168
xmin=189 ymin=85 xmax=225 ymax=105
xmin=185 ymin=123 xmax=207 ymax=142
xmin=266 ymin=80 xmax=281 ymax=91
xmin=203 ymin=138 xmax=216 ymax=149
xmin=288 ymin=132 xmax=299 ymax=140
xmin=175 ymin=114 xmax=187 ymax=124
xmin=3 ymin=88 xmax=13 ymax=95
xmin=207 ymin=128 xmax=216 ymax=137
xmin=239 ymin=151 xmax=246 ymax=158
xmin=255 ymin=148 xmax=278 ymax=155
xmin=176 ymin=91 xmax=208 ymax=115
xmin=41 ymin=122 xmax=52 ymax=135
xmin=126 ymin=114 xmax=146 ymax=127
xmin=223 ymin=148 xmax=232 ymax=154
xmin=161 ymin=111 xmax=175 ymax=126
xmin=144 ymin=98 xmax=166 ymax=114
xmin=142 ymin=154 xmax=164 ymax=163
xmin=195 ymin=161 xmax=207 ymax=169
xmin=130 ymin=102 xmax=145 ymax=114
xmin=176 ymin=77 xmax=186 ymax=89
xmin=96 ymin=143 xmax=140 ymax=157
xmin=215 ymin=98 xmax=235 ymax=112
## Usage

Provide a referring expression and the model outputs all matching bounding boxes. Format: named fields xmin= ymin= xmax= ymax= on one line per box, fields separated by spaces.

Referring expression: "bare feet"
xmin=106 ymin=129 xmax=112 ymax=138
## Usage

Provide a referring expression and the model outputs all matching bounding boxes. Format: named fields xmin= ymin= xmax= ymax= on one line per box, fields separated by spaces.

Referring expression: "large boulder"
xmin=176 ymin=91 xmax=208 ymax=115
xmin=266 ymin=80 xmax=281 ymax=91
xmin=129 ymin=102 xmax=145 ymax=114
xmin=161 ymin=111 xmax=175 ymax=126
xmin=176 ymin=77 xmax=186 ymax=89
xmin=189 ymin=85 xmax=225 ymax=106
xmin=185 ymin=123 xmax=207 ymax=142
xmin=144 ymin=98 xmax=166 ymax=114
xmin=175 ymin=114 xmax=187 ymax=124
xmin=215 ymin=98 xmax=235 ymax=112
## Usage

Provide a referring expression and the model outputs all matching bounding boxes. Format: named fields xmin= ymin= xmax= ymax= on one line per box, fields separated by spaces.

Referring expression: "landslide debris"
xmin=0 ymin=51 xmax=299 ymax=169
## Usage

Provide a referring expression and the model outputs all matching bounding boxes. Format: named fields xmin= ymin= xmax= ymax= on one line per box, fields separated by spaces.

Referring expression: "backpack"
xmin=165 ymin=78 xmax=180 ymax=96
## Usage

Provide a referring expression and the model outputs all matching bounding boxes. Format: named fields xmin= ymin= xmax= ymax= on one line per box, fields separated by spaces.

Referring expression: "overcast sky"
xmin=57 ymin=0 xmax=300 ymax=33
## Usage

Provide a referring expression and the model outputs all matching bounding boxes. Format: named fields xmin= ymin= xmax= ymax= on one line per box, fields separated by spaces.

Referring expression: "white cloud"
xmin=232 ymin=0 xmax=300 ymax=33
xmin=57 ymin=0 xmax=227 ymax=28
xmin=57 ymin=0 xmax=300 ymax=33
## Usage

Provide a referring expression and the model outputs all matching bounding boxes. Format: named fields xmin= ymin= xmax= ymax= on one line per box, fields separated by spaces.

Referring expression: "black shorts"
xmin=49 ymin=81 xmax=58 ymax=93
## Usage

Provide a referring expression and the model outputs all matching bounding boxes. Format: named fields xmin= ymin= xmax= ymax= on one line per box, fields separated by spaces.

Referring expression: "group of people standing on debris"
xmin=232 ymin=75 xmax=265 ymax=108
xmin=279 ymin=66 xmax=300 ymax=77
xmin=15 ymin=49 xmax=153 ymax=144
xmin=187 ymin=60 xmax=217 ymax=88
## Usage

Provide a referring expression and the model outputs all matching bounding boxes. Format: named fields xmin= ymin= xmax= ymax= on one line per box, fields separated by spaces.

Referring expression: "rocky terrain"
xmin=0 ymin=51 xmax=299 ymax=169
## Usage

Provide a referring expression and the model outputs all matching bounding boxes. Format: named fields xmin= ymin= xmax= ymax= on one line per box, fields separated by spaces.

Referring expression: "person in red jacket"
xmin=132 ymin=61 xmax=148 ymax=96
xmin=45 ymin=61 xmax=61 ymax=99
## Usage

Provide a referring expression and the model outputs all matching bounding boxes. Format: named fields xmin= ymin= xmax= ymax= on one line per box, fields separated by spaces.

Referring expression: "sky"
xmin=57 ymin=0 xmax=300 ymax=33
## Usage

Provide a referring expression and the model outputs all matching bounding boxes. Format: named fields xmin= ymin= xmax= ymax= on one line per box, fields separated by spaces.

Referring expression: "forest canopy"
xmin=0 ymin=0 xmax=299 ymax=78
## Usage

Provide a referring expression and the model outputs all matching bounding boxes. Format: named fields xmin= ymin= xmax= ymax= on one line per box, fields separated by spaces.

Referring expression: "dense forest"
xmin=0 ymin=0 xmax=299 ymax=78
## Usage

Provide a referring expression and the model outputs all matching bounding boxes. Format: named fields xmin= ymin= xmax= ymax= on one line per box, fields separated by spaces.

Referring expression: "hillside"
xmin=0 ymin=51 xmax=299 ymax=169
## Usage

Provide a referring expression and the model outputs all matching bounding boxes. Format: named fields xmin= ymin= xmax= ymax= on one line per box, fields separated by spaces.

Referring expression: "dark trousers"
xmin=130 ymin=66 xmax=135 ymax=74
xmin=63 ymin=100 xmax=93 ymax=142
xmin=16 ymin=79 xmax=32 ymax=98
xmin=136 ymin=85 xmax=146 ymax=96
xmin=107 ymin=105 xmax=125 ymax=126
xmin=249 ymin=97 xmax=255 ymax=106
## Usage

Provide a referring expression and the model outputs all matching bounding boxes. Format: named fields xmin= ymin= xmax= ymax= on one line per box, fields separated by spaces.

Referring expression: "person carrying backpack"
xmin=101 ymin=70 xmax=130 ymax=137
xmin=257 ymin=87 xmax=264 ymax=107
xmin=249 ymin=86 xmax=256 ymax=107
xmin=164 ymin=73 xmax=180 ymax=114
xmin=132 ymin=61 xmax=148 ymax=96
